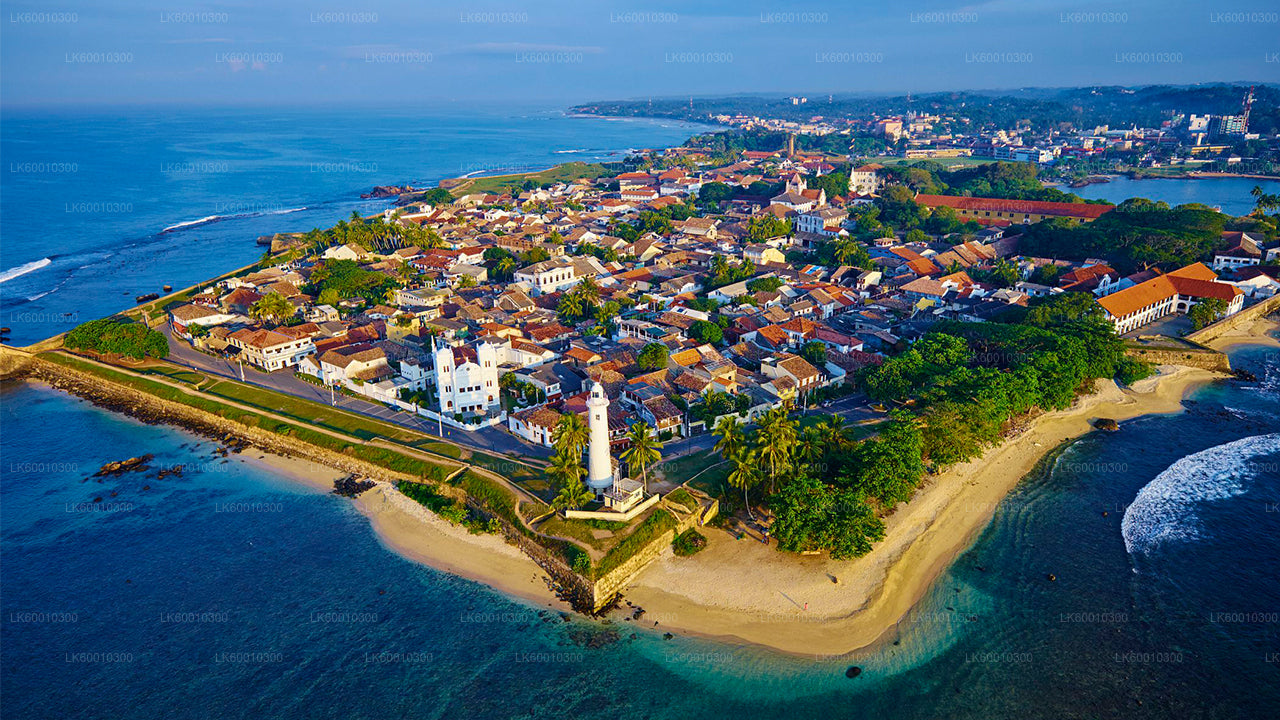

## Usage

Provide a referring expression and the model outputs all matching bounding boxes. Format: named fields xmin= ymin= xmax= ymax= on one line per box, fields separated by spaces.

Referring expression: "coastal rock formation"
xmin=93 ymin=455 xmax=154 ymax=477
xmin=333 ymin=475 xmax=376 ymax=498
xmin=1094 ymin=418 xmax=1120 ymax=432
xmin=845 ymin=666 xmax=862 ymax=679
xmin=361 ymin=185 xmax=419 ymax=199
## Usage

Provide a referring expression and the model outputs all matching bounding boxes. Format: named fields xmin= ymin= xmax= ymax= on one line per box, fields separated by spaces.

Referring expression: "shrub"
xmin=672 ymin=529 xmax=707 ymax=556
xmin=64 ymin=318 xmax=169 ymax=360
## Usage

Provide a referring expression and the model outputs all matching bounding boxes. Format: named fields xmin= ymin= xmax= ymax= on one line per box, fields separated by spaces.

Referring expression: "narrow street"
xmin=161 ymin=324 xmax=552 ymax=460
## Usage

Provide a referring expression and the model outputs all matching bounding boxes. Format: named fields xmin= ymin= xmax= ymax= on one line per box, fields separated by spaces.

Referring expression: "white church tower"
xmin=585 ymin=381 xmax=614 ymax=495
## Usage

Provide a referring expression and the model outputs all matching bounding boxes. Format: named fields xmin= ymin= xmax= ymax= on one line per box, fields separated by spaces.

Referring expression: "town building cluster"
xmin=164 ymin=141 xmax=1274 ymax=455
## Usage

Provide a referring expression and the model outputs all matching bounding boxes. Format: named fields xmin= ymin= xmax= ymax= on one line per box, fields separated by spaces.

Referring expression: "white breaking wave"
xmin=266 ymin=207 xmax=306 ymax=215
xmin=162 ymin=215 xmax=220 ymax=233
xmin=1122 ymin=433 xmax=1280 ymax=555
xmin=0 ymin=257 xmax=52 ymax=283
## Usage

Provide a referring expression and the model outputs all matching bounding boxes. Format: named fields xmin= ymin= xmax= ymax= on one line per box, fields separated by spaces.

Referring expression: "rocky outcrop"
xmin=333 ymin=475 xmax=376 ymax=497
xmin=93 ymin=455 xmax=154 ymax=477
xmin=361 ymin=185 xmax=419 ymax=199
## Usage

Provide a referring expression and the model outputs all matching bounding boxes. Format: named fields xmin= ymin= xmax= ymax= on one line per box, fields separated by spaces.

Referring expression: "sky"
xmin=2 ymin=0 xmax=1279 ymax=109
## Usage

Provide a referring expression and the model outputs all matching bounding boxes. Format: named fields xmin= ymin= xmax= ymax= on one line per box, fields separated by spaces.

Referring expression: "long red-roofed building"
xmin=915 ymin=194 xmax=1113 ymax=226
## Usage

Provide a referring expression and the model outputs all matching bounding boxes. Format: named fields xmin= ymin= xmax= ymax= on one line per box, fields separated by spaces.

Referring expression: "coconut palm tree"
xmin=727 ymin=448 xmax=761 ymax=520
xmin=249 ymin=292 xmax=295 ymax=326
xmin=819 ymin=414 xmax=850 ymax=451
xmin=713 ymin=415 xmax=745 ymax=462
xmin=798 ymin=425 xmax=825 ymax=470
xmin=552 ymin=413 xmax=590 ymax=460
xmin=546 ymin=450 xmax=586 ymax=501
xmin=756 ymin=406 xmax=798 ymax=493
xmin=622 ymin=421 xmax=661 ymax=493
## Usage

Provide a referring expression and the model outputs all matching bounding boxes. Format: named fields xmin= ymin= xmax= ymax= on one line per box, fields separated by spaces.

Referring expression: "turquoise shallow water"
xmin=3 ymin=343 xmax=1277 ymax=718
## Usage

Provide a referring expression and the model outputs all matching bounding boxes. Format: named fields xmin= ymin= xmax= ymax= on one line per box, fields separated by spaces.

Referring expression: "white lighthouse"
xmin=585 ymin=381 xmax=614 ymax=495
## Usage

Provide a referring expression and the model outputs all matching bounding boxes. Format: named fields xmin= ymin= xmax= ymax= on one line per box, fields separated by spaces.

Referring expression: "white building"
xmin=226 ymin=328 xmax=315 ymax=371
xmin=434 ymin=339 xmax=501 ymax=416
xmin=795 ymin=208 xmax=848 ymax=237
xmin=514 ymin=257 xmax=577 ymax=296
xmin=849 ymin=164 xmax=883 ymax=195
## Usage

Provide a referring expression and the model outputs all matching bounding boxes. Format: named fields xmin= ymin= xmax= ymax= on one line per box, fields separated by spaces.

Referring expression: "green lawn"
xmin=139 ymin=365 xmax=208 ymax=385
xmin=41 ymin=352 xmax=450 ymax=480
xmin=202 ymin=379 xmax=463 ymax=459
xmin=657 ymin=449 xmax=731 ymax=496
xmin=443 ymin=162 xmax=614 ymax=196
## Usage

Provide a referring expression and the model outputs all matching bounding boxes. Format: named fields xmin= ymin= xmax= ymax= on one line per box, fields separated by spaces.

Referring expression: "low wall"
xmin=15 ymin=353 xmax=440 ymax=484
xmin=1185 ymin=295 xmax=1280 ymax=345
xmin=1123 ymin=345 xmax=1231 ymax=372
xmin=0 ymin=345 xmax=35 ymax=380
xmin=565 ymin=493 xmax=661 ymax=523
xmin=587 ymin=490 xmax=719 ymax=611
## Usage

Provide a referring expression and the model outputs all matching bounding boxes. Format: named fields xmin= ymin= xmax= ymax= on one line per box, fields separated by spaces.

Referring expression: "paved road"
xmin=162 ymin=326 xmax=874 ymax=464
xmin=161 ymin=326 xmax=552 ymax=460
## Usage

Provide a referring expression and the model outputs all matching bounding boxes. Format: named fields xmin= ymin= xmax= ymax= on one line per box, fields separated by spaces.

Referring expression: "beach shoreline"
xmin=618 ymin=362 xmax=1231 ymax=657
xmin=9 ymin=317 xmax=1274 ymax=659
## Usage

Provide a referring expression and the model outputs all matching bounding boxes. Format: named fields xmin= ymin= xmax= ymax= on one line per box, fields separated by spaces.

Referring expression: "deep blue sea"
xmin=3 ymin=344 xmax=1277 ymax=719
xmin=0 ymin=105 xmax=713 ymax=345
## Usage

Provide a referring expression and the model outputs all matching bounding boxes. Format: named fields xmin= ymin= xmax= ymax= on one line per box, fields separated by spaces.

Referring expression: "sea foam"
xmin=0 ymin=257 xmax=51 ymax=284
xmin=1122 ymin=433 xmax=1280 ymax=555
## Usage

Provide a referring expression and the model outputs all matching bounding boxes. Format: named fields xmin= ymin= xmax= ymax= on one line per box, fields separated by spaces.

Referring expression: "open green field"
xmin=200 ymin=378 xmax=464 ymax=458
xmin=40 ymin=352 xmax=454 ymax=480
xmin=442 ymin=162 xmax=615 ymax=196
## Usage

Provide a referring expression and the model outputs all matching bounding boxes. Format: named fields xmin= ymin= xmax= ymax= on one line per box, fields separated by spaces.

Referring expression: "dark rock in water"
xmin=1094 ymin=418 xmax=1120 ymax=432
xmin=1233 ymin=369 xmax=1257 ymax=382
xmin=663 ymin=633 xmax=674 ymax=640
xmin=362 ymin=185 xmax=419 ymax=199
xmin=845 ymin=666 xmax=862 ymax=679
xmin=333 ymin=476 xmax=376 ymax=498
xmin=93 ymin=454 xmax=155 ymax=477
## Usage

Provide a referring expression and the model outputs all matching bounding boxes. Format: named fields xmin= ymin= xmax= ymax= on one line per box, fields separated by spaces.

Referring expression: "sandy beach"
xmin=622 ymin=364 xmax=1226 ymax=657
xmin=216 ymin=317 xmax=1277 ymax=658
xmin=1202 ymin=316 xmax=1280 ymax=353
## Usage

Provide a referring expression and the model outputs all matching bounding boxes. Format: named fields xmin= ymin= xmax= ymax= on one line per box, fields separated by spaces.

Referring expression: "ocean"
xmin=3 ymin=344 xmax=1277 ymax=719
xmin=0 ymin=105 xmax=714 ymax=345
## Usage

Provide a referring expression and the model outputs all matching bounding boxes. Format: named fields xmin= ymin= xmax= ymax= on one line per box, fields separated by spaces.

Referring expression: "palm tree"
xmin=546 ymin=450 xmax=586 ymax=502
xmin=819 ymin=414 xmax=850 ymax=451
xmin=396 ymin=260 xmax=415 ymax=287
xmin=552 ymin=413 xmax=590 ymax=460
xmin=756 ymin=407 xmax=798 ymax=493
xmin=556 ymin=292 xmax=584 ymax=322
xmin=622 ymin=421 xmax=661 ymax=493
xmin=553 ymin=474 xmax=594 ymax=511
xmin=249 ymin=292 xmax=295 ymax=326
xmin=713 ymin=415 xmax=745 ymax=461
xmin=798 ymin=425 xmax=825 ymax=470
xmin=575 ymin=276 xmax=601 ymax=305
xmin=727 ymin=448 xmax=760 ymax=520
